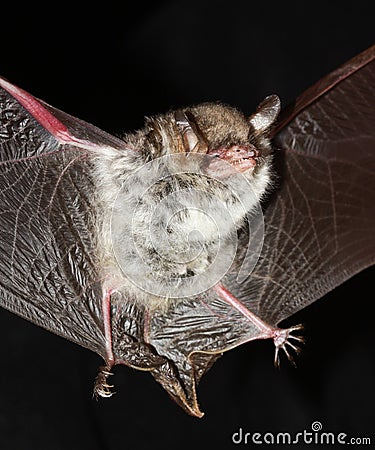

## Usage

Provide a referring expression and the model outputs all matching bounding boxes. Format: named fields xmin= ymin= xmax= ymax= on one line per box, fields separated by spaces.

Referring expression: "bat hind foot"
xmin=94 ymin=365 xmax=115 ymax=398
xmin=273 ymin=324 xmax=304 ymax=368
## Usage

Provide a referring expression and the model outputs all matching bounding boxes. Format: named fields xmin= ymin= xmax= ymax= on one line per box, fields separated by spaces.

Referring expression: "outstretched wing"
xmin=0 ymin=76 xmax=221 ymax=417
xmin=225 ymin=44 xmax=375 ymax=325
xmin=0 ymin=77 xmax=127 ymax=358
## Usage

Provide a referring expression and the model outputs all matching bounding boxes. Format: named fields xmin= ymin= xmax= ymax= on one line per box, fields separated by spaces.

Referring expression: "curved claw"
xmin=94 ymin=365 xmax=115 ymax=399
xmin=273 ymin=324 xmax=304 ymax=368
xmin=95 ymin=386 xmax=114 ymax=398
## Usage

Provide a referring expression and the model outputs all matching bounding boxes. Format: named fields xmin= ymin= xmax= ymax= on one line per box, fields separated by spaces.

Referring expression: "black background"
xmin=0 ymin=1 xmax=374 ymax=449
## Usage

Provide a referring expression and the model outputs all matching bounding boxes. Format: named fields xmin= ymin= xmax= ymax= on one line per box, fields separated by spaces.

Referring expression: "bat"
xmin=0 ymin=44 xmax=374 ymax=418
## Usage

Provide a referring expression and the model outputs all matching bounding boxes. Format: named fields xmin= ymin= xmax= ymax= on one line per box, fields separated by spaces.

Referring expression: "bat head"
xmin=139 ymin=95 xmax=280 ymax=202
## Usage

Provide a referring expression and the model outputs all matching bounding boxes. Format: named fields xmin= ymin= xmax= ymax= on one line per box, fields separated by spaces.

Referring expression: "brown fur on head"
xmin=131 ymin=96 xmax=280 ymax=165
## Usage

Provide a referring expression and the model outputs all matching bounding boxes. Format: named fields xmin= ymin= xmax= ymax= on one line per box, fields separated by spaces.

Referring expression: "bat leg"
xmin=214 ymin=283 xmax=304 ymax=366
xmin=94 ymin=289 xmax=115 ymax=398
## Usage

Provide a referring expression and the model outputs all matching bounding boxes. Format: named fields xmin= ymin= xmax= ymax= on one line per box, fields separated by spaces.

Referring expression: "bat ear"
xmin=249 ymin=94 xmax=281 ymax=135
xmin=174 ymin=110 xmax=208 ymax=153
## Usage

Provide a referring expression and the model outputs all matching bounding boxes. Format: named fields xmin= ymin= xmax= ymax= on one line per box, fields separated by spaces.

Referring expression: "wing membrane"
xmin=0 ymin=79 xmax=127 ymax=356
xmin=224 ymin=46 xmax=375 ymax=325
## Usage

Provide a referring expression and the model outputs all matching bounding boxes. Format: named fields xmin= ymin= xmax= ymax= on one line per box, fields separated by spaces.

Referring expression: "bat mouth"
xmin=206 ymin=145 xmax=259 ymax=175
